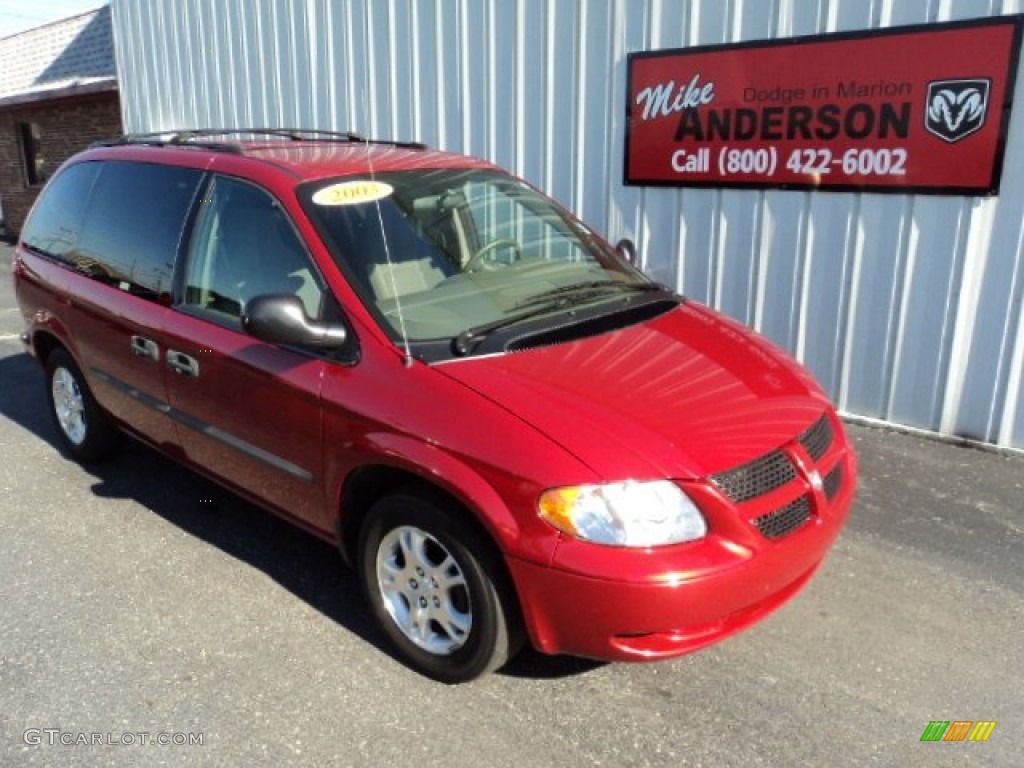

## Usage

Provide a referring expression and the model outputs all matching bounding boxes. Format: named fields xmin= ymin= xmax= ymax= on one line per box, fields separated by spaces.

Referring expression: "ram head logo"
xmin=925 ymin=79 xmax=991 ymax=143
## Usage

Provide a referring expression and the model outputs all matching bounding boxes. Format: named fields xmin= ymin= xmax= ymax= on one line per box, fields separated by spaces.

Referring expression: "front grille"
xmin=711 ymin=450 xmax=797 ymax=504
xmin=754 ymin=495 xmax=811 ymax=539
xmin=823 ymin=464 xmax=843 ymax=500
xmin=798 ymin=414 xmax=833 ymax=462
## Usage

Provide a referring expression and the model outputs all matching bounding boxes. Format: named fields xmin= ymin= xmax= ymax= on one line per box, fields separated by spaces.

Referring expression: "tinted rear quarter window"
xmin=21 ymin=162 xmax=101 ymax=262
xmin=75 ymin=161 xmax=203 ymax=298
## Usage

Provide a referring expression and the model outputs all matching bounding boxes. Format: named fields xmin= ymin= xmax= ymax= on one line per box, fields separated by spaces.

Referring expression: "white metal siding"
xmin=111 ymin=0 xmax=1024 ymax=450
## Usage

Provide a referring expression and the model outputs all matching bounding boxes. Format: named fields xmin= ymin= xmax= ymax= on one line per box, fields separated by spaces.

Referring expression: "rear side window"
xmin=21 ymin=162 xmax=101 ymax=262
xmin=75 ymin=161 xmax=203 ymax=299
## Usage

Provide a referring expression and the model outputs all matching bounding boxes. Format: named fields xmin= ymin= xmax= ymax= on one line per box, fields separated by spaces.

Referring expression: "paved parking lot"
xmin=1 ymin=241 xmax=1021 ymax=767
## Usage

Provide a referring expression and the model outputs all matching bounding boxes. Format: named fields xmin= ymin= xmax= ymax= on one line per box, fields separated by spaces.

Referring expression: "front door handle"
xmin=130 ymin=335 xmax=160 ymax=362
xmin=167 ymin=350 xmax=200 ymax=378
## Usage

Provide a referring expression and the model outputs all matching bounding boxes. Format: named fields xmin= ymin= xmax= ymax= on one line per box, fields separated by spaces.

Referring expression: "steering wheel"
xmin=465 ymin=238 xmax=522 ymax=272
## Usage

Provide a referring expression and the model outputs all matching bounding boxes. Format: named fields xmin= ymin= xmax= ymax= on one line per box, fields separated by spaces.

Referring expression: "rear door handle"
xmin=130 ymin=335 xmax=160 ymax=362
xmin=167 ymin=350 xmax=200 ymax=378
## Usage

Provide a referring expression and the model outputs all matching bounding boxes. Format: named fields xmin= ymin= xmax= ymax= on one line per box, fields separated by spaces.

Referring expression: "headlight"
xmin=538 ymin=480 xmax=707 ymax=547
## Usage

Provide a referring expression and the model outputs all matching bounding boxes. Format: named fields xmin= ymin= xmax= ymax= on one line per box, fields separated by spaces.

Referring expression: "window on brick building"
xmin=18 ymin=122 xmax=44 ymax=186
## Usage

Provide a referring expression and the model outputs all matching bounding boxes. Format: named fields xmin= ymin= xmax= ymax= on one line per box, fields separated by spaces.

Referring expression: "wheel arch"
xmin=334 ymin=432 xmax=533 ymax=560
xmin=336 ymin=460 xmax=520 ymax=572
xmin=31 ymin=328 xmax=70 ymax=366
xmin=333 ymin=438 xmax=539 ymax=642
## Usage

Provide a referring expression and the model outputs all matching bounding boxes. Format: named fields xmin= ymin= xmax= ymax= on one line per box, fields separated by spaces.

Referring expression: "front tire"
xmin=45 ymin=348 xmax=120 ymax=462
xmin=359 ymin=488 xmax=521 ymax=683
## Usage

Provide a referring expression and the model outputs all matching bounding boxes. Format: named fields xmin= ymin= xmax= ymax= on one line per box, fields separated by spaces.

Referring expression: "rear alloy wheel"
xmin=359 ymin=488 xmax=521 ymax=683
xmin=45 ymin=349 xmax=120 ymax=462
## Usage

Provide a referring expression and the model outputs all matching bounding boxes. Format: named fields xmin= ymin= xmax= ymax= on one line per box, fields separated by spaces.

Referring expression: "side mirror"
xmin=615 ymin=238 xmax=638 ymax=265
xmin=241 ymin=294 xmax=347 ymax=350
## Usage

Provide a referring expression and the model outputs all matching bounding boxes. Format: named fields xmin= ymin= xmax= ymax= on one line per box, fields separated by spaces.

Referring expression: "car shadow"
xmin=0 ymin=351 xmax=602 ymax=682
xmin=500 ymin=648 xmax=606 ymax=679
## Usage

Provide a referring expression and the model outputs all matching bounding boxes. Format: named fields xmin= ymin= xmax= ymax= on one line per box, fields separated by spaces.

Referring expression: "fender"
xmin=14 ymin=249 xmax=78 ymax=362
xmin=337 ymin=431 xmax=561 ymax=567
xmin=21 ymin=300 xmax=80 ymax=367
xmin=29 ymin=314 xmax=75 ymax=358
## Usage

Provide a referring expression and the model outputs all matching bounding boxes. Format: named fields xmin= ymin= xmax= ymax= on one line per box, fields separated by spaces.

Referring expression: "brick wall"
xmin=0 ymin=90 xmax=121 ymax=238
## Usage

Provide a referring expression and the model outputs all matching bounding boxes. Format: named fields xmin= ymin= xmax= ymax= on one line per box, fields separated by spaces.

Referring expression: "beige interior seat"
xmin=352 ymin=203 xmax=456 ymax=300
xmin=368 ymin=258 xmax=448 ymax=300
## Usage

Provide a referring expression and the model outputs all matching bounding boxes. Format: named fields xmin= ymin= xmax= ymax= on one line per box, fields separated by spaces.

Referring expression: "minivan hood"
xmin=436 ymin=301 xmax=831 ymax=481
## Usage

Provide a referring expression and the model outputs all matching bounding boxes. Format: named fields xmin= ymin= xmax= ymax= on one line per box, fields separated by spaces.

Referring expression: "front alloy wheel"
xmin=376 ymin=525 xmax=472 ymax=656
xmin=359 ymin=488 xmax=522 ymax=683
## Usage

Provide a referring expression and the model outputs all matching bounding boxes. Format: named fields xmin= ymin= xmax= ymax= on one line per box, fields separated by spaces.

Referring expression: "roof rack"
xmin=90 ymin=128 xmax=428 ymax=154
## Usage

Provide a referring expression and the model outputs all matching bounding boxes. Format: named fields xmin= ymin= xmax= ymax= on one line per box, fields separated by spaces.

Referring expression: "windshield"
xmin=299 ymin=169 xmax=654 ymax=345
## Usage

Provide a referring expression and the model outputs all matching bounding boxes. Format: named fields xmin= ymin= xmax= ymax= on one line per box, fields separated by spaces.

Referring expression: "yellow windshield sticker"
xmin=312 ymin=180 xmax=394 ymax=206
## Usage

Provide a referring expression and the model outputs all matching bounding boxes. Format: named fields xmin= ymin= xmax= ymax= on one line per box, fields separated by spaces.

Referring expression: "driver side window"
xmin=183 ymin=176 xmax=325 ymax=324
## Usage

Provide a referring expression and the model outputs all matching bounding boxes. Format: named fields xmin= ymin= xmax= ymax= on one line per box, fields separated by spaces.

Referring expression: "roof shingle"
xmin=0 ymin=5 xmax=116 ymax=106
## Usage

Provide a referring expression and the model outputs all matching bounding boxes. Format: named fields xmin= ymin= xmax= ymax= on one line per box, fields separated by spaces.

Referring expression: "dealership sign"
xmin=625 ymin=17 xmax=1023 ymax=195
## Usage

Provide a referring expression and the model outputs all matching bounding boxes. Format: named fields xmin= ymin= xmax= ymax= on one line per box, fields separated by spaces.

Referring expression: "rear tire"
xmin=45 ymin=348 xmax=120 ymax=462
xmin=359 ymin=488 xmax=522 ymax=683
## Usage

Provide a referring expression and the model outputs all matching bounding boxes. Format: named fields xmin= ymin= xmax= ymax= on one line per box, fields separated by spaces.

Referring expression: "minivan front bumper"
xmin=507 ymin=457 xmax=854 ymax=662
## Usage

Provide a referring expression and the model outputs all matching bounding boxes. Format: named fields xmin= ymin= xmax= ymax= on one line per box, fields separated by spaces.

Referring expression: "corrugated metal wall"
xmin=111 ymin=0 xmax=1024 ymax=450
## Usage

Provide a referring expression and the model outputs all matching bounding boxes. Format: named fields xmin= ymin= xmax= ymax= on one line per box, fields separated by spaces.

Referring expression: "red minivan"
xmin=13 ymin=130 xmax=855 ymax=682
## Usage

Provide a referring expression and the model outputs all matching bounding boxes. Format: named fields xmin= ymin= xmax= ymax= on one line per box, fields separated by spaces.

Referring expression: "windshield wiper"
xmin=514 ymin=280 xmax=664 ymax=309
xmin=453 ymin=281 xmax=668 ymax=356
xmin=453 ymin=304 xmax=573 ymax=356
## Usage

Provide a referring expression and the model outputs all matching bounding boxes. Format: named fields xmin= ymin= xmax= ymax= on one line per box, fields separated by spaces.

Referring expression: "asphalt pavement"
xmin=1 ymin=241 xmax=1021 ymax=767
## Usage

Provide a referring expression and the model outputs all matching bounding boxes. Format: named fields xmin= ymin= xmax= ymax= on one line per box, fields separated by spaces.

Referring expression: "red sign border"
xmin=624 ymin=15 xmax=1024 ymax=196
